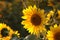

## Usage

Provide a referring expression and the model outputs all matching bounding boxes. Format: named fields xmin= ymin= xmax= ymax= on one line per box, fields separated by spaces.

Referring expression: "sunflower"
xmin=46 ymin=24 xmax=60 ymax=40
xmin=57 ymin=10 xmax=60 ymax=18
xmin=21 ymin=5 xmax=46 ymax=36
xmin=13 ymin=31 xmax=20 ymax=38
xmin=0 ymin=23 xmax=14 ymax=40
xmin=55 ymin=10 xmax=60 ymax=24
xmin=46 ymin=10 xmax=54 ymax=25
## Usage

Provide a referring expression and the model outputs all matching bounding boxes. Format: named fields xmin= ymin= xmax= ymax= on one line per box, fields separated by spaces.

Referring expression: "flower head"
xmin=47 ymin=24 xmax=60 ymax=40
xmin=21 ymin=5 xmax=46 ymax=36
xmin=0 ymin=23 xmax=14 ymax=40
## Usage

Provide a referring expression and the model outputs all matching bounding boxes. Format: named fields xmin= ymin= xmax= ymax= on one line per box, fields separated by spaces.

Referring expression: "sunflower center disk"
xmin=54 ymin=32 xmax=60 ymax=40
xmin=1 ymin=28 xmax=9 ymax=37
xmin=31 ymin=14 xmax=41 ymax=26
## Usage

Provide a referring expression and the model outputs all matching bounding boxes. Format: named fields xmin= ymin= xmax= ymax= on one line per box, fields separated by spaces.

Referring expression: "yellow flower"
xmin=0 ymin=23 xmax=14 ymax=40
xmin=57 ymin=10 xmax=60 ymax=18
xmin=13 ymin=31 xmax=20 ymax=38
xmin=46 ymin=10 xmax=54 ymax=25
xmin=54 ymin=10 xmax=60 ymax=23
xmin=21 ymin=5 xmax=46 ymax=36
xmin=2 ymin=36 xmax=11 ymax=40
xmin=46 ymin=24 xmax=60 ymax=40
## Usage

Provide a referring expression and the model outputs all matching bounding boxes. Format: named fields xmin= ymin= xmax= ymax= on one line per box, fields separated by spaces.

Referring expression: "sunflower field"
xmin=0 ymin=0 xmax=60 ymax=40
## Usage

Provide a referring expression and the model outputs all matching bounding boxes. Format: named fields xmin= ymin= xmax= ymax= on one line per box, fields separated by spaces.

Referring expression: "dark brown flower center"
xmin=31 ymin=14 xmax=41 ymax=26
xmin=54 ymin=32 xmax=60 ymax=40
xmin=1 ymin=28 xmax=9 ymax=37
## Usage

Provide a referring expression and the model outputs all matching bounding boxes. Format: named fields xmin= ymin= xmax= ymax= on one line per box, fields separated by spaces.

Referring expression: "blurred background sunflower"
xmin=0 ymin=23 xmax=14 ymax=40
xmin=46 ymin=24 xmax=60 ymax=40
xmin=0 ymin=23 xmax=20 ymax=40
